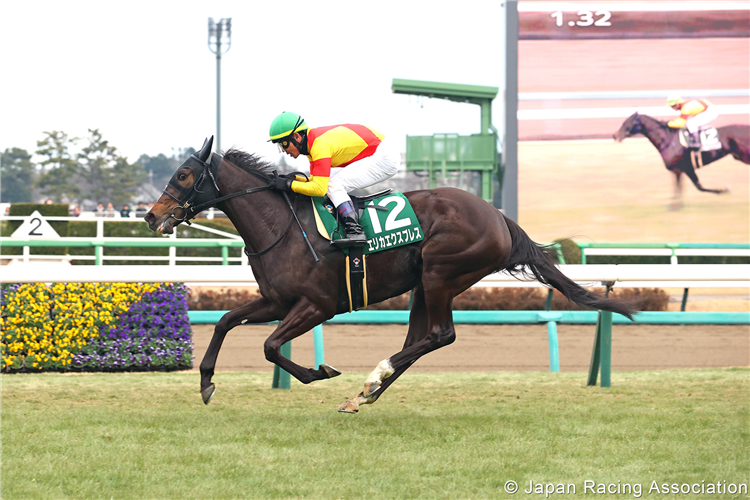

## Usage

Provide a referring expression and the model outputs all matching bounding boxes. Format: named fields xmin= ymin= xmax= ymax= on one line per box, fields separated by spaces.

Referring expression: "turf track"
xmin=2 ymin=369 xmax=747 ymax=499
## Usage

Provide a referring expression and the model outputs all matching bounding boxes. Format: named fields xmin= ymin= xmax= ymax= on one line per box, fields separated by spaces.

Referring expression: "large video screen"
xmin=516 ymin=1 xmax=749 ymax=244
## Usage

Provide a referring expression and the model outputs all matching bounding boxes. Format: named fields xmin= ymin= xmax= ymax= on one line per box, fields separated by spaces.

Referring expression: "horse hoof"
xmin=338 ymin=399 xmax=359 ymax=413
xmin=201 ymin=384 xmax=216 ymax=405
xmin=320 ymin=363 xmax=342 ymax=378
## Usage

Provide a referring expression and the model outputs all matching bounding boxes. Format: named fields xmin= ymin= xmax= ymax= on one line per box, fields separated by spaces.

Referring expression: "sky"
xmin=0 ymin=0 xmax=505 ymax=166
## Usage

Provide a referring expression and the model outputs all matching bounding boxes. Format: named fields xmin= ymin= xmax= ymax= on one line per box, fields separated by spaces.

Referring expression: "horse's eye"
xmin=178 ymin=174 xmax=187 ymax=181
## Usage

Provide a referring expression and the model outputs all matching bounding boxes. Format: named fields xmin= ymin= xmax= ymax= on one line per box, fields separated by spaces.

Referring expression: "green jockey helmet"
xmin=269 ymin=112 xmax=309 ymax=143
xmin=666 ymin=95 xmax=685 ymax=107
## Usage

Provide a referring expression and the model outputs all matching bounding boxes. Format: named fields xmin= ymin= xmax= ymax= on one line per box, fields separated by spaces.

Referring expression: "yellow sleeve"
xmin=290 ymin=176 xmax=329 ymax=197
xmin=668 ymin=117 xmax=687 ymax=128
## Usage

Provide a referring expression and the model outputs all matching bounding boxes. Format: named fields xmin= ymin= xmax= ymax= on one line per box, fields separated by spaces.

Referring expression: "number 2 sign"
xmin=10 ymin=210 xmax=61 ymax=239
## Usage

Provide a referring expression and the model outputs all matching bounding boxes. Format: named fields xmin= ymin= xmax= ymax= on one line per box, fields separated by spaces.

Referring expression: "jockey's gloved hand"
xmin=271 ymin=172 xmax=293 ymax=192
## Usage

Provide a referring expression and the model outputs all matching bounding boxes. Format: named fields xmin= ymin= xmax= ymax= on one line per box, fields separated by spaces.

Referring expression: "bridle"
xmin=162 ymin=152 xmax=276 ymax=223
xmin=161 ymin=152 xmax=296 ymax=257
xmin=627 ymin=113 xmax=643 ymax=136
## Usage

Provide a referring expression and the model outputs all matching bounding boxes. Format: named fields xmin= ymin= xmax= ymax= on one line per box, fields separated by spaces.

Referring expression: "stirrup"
xmin=332 ymin=221 xmax=367 ymax=247
xmin=332 ymin=233 xmax=367 ymax=248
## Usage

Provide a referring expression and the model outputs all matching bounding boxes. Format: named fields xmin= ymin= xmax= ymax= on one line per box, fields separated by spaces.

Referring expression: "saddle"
xmin=351 ymin=188 xmax=392 ymax=212
xmin=678 ymin=127 xmax=721 ymax=170
xmin=312 ymin=188 xmax=423 ymax=312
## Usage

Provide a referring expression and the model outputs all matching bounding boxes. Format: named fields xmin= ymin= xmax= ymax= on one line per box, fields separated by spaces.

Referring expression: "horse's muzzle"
xmin=144 ymin=211 xmax=172 ymax=234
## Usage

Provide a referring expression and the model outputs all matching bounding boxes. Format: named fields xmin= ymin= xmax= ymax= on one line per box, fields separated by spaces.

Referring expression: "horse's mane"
xmin=223 ymin=148 xmax=277 ymax=180
xmin=637 ymin=112 xmax=671 ymax=130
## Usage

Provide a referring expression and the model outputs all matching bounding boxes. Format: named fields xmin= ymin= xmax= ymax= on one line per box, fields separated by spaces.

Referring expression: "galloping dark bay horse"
xmin=146 ymin=137 xmax=634 ymax=413
xmin=614 ymin=112 xmax=750 ymax=207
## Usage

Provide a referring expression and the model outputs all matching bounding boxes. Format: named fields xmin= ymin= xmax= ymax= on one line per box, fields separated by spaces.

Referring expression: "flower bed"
xmin=1 ymin=283 xmax=192 ymax=373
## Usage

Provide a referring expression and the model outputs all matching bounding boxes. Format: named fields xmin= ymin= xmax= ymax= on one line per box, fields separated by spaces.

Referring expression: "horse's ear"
xmin=197 ymin=136 xmax=214 ymax=162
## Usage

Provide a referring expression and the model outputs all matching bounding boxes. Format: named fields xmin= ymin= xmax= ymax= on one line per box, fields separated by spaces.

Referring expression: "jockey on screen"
xmin=268 ymin=111 xmax=399 ymax=247
xmin=666 ymin=95 xmax=718 ymax=149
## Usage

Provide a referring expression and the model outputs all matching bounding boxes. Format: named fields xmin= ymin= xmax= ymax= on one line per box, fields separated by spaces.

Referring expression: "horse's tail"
xmin=499 ymin=215 xmax=636 ymax=320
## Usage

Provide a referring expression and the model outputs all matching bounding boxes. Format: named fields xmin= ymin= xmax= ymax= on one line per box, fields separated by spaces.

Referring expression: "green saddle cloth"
xmin=312 ymin=192 xmax=424 ymax=255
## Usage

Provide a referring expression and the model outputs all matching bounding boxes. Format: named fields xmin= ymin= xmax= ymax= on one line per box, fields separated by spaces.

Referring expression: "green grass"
xmin=2 ymin=369 xmax=748 ymax=499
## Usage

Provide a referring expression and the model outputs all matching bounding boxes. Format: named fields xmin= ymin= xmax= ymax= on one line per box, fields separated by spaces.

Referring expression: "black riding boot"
xmin=687 ymin=130 xmax=701 ymax=150
xmin=334 ymin=214 xmax=367 ymax=247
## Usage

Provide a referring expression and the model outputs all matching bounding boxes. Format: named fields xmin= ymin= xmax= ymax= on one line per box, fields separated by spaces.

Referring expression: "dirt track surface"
xmin=191 ymin=323 xmax=749 ymax=374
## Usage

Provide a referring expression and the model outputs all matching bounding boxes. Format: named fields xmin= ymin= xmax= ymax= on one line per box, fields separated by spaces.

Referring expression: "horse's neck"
xmin=216 ymin=166 xmax=287 ymax=253
xmin=640 ymin=116 xmax=673 ymax=151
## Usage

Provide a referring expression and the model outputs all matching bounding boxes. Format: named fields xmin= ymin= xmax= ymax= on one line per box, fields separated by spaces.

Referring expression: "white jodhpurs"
xmin=327 ymin=137 xmax=400 ymax=207
xmin=686 ymin=107 xmax=719 ymax=133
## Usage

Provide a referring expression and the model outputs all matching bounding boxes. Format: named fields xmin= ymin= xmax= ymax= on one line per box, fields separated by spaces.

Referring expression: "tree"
xmin=137 ymin=146 xmax=196 ymax=189
xmin=0 ymin=148 xmax=35 ymax=202
xmin=77 ymin=129 xmax=146 ymax=206
xmin=35 ymin=131 xmax=80 ymax=202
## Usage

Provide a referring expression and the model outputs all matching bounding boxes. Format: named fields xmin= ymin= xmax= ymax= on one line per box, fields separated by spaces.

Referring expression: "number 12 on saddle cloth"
xmin=312 ymin=192 xmax=424 ymax=255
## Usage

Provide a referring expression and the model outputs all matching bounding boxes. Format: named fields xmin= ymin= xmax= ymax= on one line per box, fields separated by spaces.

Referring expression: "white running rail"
xmin=2 ymin=264 xmax=748 ymax=289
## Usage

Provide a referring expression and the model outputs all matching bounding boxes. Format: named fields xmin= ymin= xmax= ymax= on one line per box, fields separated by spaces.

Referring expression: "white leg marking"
xmin=363 ymin=358 xmax=394 ymax=396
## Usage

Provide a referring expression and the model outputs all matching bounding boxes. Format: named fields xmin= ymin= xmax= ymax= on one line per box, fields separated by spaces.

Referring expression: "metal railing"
xmin=577 ymin=242 xmax=750 ymax=265
xmin=0 ymin=238 xmax=248 ymax=266
xmin=0 ymin=215 xmax=245 ymax=266
xmin=3 ymin=237 xmax=748 ymax=269
xmin=518 ymin=89 xmax=750 ymax=121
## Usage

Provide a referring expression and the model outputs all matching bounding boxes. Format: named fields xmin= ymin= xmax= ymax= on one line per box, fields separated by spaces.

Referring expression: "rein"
xmin=162 ymin=153 xmax=298 ymax=258
xmin=634 ymin=115 xmax=674 ymax=152
xmin=243 ymin=195 xmax=297 ymax=257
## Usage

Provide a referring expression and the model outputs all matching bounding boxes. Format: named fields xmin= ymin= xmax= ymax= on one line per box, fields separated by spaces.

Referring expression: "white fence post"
xmin=169 ymin=231 xmax=177 ymax=266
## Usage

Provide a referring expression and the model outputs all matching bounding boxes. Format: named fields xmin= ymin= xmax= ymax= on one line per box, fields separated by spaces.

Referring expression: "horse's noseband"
xmin=630 ymin=116 xmax=642 ymax=134
xmin=162 ymin=154 xmax=221 ymax=224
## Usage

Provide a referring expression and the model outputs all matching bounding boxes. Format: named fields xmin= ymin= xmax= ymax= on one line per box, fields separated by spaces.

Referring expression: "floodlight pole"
xmin=208 ymin=18 xmax=232 ymax=152
xmin=502 ymin=1 xmax=519 ymax=222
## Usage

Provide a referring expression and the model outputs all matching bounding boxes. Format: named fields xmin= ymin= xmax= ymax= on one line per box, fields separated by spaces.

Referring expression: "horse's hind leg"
xmin=200 ymin=297 xmax=284 ymax=404
xmin=339 ymin=259 xmax=496 ymax=413
xmin=339 ymin=275 xmax=468 ymax=413
xmin=338 ymin=287 xmax=430 ymax=413
xmin=682 ymin=161 xmax=729 ymax=194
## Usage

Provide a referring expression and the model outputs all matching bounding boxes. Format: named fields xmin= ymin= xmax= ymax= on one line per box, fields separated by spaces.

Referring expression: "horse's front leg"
xmin=200 ymin=297 xmax=283 ymax=404
xmin=669 ymin=170 xmax=684 ymax=211
xmin=263 ymin=297 xmax=341 ymax=385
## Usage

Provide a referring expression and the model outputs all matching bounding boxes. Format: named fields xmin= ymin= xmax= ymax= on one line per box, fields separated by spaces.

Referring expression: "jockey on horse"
xmin=666 ymin=95 xmax=719 ymax=150
xmin=268 ymin=111 xmax=399 ymax=247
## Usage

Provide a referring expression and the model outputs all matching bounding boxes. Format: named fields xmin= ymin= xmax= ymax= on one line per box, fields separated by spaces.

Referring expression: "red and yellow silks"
xmin=289 ymin=124 xmax=384 ymax=197
xmin=668 ymin=99 xmax=712 ymax=128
